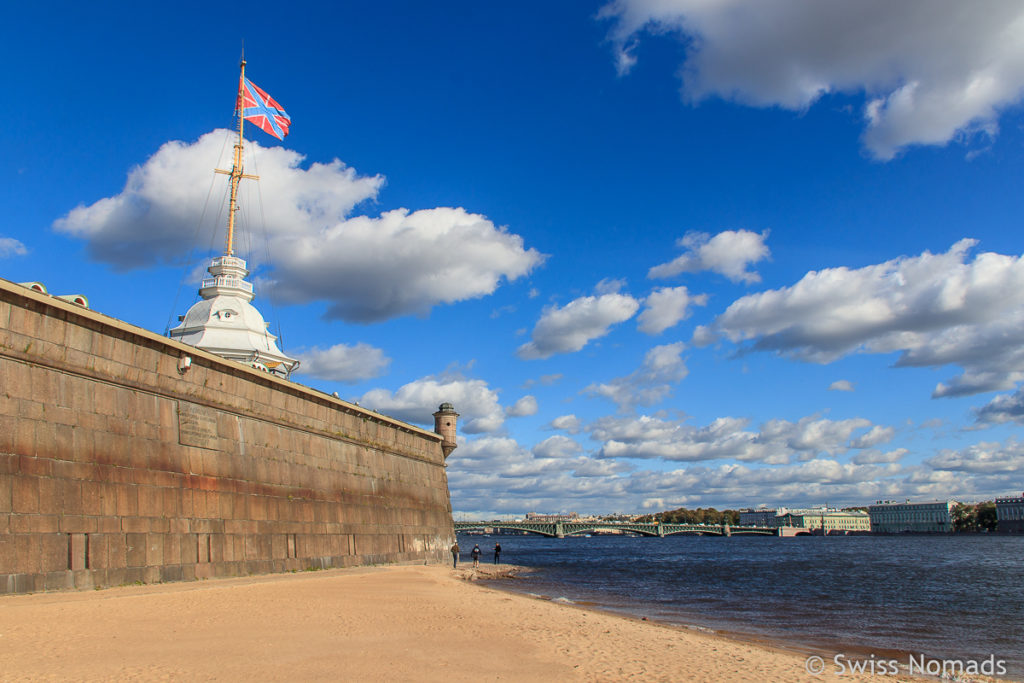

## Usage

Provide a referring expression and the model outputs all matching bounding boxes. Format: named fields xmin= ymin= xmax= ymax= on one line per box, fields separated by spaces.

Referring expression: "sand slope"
xmin=0 ymin=564 xmax=942 ymax=682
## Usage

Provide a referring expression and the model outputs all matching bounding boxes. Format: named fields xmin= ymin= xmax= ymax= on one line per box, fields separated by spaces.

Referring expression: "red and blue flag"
xmin=238 ymin=77 xmax=291 ymax=140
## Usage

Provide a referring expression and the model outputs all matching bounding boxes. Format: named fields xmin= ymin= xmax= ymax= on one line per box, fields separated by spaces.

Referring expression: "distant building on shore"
xmin=525 ymin=512 xmax=579 ymax=522
xmin=996 ymin=494 xmax=1024 ymax=533
xmin=868 ymin=500 xmax=953 ymax=533
xmin=739 ymin=507 xmax=842 ymax=528
xmin=774 ymin=510 xmax=870 ymax=533
xmin=738 ymin=508 xmax=782 ymax=526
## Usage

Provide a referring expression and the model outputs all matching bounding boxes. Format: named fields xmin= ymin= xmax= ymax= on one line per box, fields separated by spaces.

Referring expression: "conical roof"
xmin=169 ymin=255 xmax=298 ymax=377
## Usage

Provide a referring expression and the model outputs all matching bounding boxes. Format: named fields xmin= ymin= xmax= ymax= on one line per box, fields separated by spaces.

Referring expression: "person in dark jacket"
xmin=493 ymin=543 xmax=502 ymax=564
xmin=470 ymin=544 xmax=482 ymax=568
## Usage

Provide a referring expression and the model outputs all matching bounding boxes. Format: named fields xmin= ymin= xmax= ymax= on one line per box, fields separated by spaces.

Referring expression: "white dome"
xmin=169 ymin=257 xmax=298 ymax=377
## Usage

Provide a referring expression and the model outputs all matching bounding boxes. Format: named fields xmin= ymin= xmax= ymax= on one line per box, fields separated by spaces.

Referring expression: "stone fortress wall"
xmin=0 ymin=278 xmax=456 ymax=594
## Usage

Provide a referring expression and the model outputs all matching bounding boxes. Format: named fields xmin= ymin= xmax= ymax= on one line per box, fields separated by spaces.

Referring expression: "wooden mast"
xmin=215 ymin=59 xmax=258 ymax=257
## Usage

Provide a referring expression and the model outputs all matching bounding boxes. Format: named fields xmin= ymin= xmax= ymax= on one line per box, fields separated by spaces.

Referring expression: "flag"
xmin=238 ymin=76 xmax=291 ymax=140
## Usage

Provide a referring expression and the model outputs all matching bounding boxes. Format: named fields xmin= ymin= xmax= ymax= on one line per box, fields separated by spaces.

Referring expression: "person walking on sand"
xmin=493 ymin=542 xmax=501 ymax=564
xmin=450 ymin=542 xmax=460 ymax=569
xmin=471 ymin=544 xmax=481 ymax=568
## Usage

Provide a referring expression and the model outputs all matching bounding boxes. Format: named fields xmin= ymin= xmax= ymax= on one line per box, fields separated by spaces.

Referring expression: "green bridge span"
xmin=453 ymin=521 xmax=778 ymax=538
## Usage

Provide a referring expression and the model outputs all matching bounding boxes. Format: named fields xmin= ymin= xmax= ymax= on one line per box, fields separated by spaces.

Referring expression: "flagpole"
xmin=224 ymin=59 xmax=247 ymax=257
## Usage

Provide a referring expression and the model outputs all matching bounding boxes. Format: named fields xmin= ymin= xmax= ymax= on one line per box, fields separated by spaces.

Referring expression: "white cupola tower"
xmin=168 ymin=255 xmax=298 ymax=378
xmin=168 ymin=58 xmax=298 ymax=379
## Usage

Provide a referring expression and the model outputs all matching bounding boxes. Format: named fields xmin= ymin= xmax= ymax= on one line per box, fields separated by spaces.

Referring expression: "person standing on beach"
xmin=493 ymin=543 xmax=501 ymax=564
xmin=450 ymin=542 xmax=460 ymax=569
xmin=471 ymin=544 xmax=481 ymax=568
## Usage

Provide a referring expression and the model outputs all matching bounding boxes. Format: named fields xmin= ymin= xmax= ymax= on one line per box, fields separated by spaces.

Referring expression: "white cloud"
xmin=849 ymin=425 xmax=895 ymax=449
xmin=638 ymin=286 xmax=708 ymax=335
xmin=54 ymin=130 xmax=544 ymax=322
xmin=852 ymin=448 xmax=907 ymax=465
xmin=517 ymin=290 xmax=640 ymax=360
xmin=701 ymin=240 xmax=1024 ymax=397
xmin=550 ymin=414 xmax=583 ymax=434
xmin=601 ymin=0 xmax=1024 ymax=159
xmin=359 ymin=372 xmax=504 ymax=433
xmin=0 ymin=237 xmax=27 ymax=258
xmin=926 ymin=438 xmax=1024 ymax=474
xmin=829 ymin=380 xmax=855 ymax=392
xmin=595 ymin=277 xmax=628 ymax=294
xmin=649 ymin=230 xmax=770 ymax=283
xmin=532 ymin=435 xmax=583 ymax=459
xmin=975 ymin=387 xmax=1024 ymax=425
xmin=591 ymin=413 xmax=877 ymax=464
xmin=448 ymin=430 xmax=1024 ymax=516
xmin=293 ymin=343 xmax=390 ymax=383
xmin=584 ymin=342 xmax=688 ymax=411
xmin=507 ymin=395 xmax=539 ymax=417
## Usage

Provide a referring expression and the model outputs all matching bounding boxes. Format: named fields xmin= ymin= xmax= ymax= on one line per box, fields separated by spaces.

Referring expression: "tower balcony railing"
xmin=201 ymin=276 xmax=254 ymax=294
xmin=211 ymin=255 xmax=248 ymax=270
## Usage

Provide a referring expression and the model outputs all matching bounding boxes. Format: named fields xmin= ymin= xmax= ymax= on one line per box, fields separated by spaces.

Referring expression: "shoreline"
xmin=0 ymin=563 xmax=1009 ymax=682
xmin=474 ymin=566 xmax=918 ymax=671
xmin=459 ymin=563 xmax=1017 ymax=683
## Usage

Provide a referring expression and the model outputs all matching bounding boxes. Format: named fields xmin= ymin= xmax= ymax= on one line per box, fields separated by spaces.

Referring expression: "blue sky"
xmin=5 ymin=1 xmax=1024 ymax=517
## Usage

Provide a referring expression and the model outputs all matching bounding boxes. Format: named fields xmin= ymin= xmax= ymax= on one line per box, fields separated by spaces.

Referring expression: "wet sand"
xmin=0 ymin=564 xmax=962 ymax=681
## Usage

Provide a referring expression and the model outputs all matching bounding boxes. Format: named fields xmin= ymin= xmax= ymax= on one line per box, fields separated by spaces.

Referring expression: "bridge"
xmin=453 ymin=521 xmax=779 ymax=538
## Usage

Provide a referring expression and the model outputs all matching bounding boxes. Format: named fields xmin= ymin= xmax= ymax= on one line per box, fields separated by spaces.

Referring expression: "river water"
xmin=460 ymin=533 xmax=1024 ymax=677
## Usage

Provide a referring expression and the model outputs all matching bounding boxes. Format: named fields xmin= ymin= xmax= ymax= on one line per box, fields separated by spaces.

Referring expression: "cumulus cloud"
xmin=532 ymin=435 xmax=583 ymax=459
xmin=852 ymin=448 xmax=907 ymax=465
xmin=649 ymin=230 xmax=770 ymax=283
xmin=359 ymin=372 xmax=504 ymax=433
xmin=447 ymin=430 xmax=1024 ymax=517
xmin=600 ymin=0 xmax=1024 ymax=159
xmin=849 ymin=425 xmax=895 ymax=449
xmin=507 ymin=395 xmax=539 ymax=417
xmin=447 ymin=435 xmax=635 ymax=514
xmin=700 ymin=240 xmax=1024 ymax=398
xmin=549 ymin=414 xmax=583 ymax=434
xmin=584 ymin=342 xmax=689 ymax=411
xmin=517 ymin=290 xmax=640 ymax=360
xmin=637 ymin=286 xmax=708 ymax=335
xmin=829 ymin=380 xmax=855 ymax=392
xmin=592 ymin=413 xmax=876 ymax=464
xmin=926 ymin=438 xmax=1024 ymax=474
xmin=0 ymin=237 xmax=27 ymax=258
xmin=54 ymin=130 xmax=543 ymax=322
xmin=975 ymin=388 xmax=1024 ymax=425
xmin=292 ymin=342 xmax=390 ymax=383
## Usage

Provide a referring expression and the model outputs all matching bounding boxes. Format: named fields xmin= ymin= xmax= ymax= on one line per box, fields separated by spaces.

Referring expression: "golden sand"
xmin=0 ymin=564 xmax=950 ymax=682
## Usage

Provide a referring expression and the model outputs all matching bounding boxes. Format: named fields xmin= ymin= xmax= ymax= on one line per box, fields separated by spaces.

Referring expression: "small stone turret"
xmin=433 ymin=402 xmax=459 ymax=459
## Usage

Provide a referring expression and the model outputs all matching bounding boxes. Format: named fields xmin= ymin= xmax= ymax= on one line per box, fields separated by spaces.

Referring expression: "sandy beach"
xmin=0 ymin=564 xmax=964 ymax=682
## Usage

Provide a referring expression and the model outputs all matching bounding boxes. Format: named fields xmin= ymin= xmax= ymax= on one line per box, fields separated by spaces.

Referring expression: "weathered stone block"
xmin=196 ymin=534 xmax=209 ymax=563
xmin=68 ymin=533 xmax=88 ymax=570
xmin=87 ymin=533 xmax=108 ymax=569
xmin=97 ymin=516 xmax=122 ymax=533
xmin=116 ymin=485 xmax=138 ymax=516
xmin=73 ymin=569 xmax=95 ymax=590
xmin=145 ymin=533 xmax=164 ymax=566
xmin=59 ymin=515 xmax=95 ymax=534
xmin=44 ymin=570 xmax=75 ymax=591
xmin=125 ymin=533 xmax=147 ymax=567
xmin=11 ymin=476 xmax=39 ymax=513
xmin=39 ymin=533 xmax=67 ymax=573
xmin=121 ymin=516 xmax=152 ymax=533
xmin=59 ymin=479 xmax=83 ymax=515
xmin=0 ymin=474 xmax=10 ymax=513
